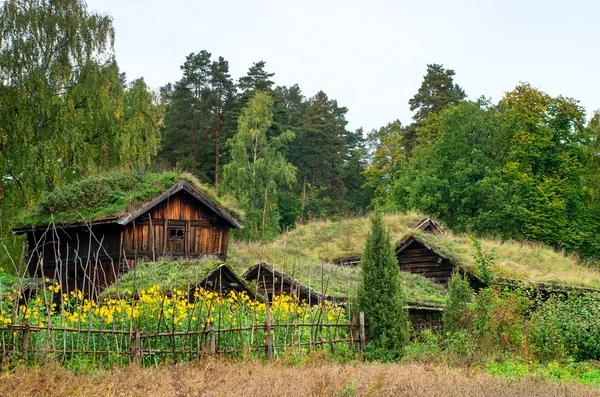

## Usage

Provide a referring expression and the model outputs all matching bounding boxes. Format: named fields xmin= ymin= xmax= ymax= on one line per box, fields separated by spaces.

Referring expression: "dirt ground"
xmin=0 ymin=359 xmax=597 ymax=397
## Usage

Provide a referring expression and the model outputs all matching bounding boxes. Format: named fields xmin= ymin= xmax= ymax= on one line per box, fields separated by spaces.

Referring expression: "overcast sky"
xmin=86 ymin=0 xmax=600 ymax=132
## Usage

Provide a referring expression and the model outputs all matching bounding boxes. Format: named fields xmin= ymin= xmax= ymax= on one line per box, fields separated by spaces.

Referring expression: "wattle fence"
xmin=0 ymin=309 xmax=366 ymax=366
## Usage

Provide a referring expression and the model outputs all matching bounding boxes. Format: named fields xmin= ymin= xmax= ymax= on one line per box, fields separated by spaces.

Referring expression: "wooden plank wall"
xmin=123 ymin=191 xmax=230 ymax=260
xmin=397 ymin=241 xmax=455 ymax=284
xmin=27 ymin=226 xmax=121 ymax=298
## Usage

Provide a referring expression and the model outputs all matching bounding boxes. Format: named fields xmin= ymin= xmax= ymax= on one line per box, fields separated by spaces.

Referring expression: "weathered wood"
xmin=265 ymin=300 xmax=273 ymax=361
xmin=134 ymin=328 xmax=141 ymax=365
xmin=359 ymin=312 xmax=366 ymax=353
xmin=209 ymin=322 xmax=216 ymax=356
xmin=22 ymin=320 xmax=29 ymax=360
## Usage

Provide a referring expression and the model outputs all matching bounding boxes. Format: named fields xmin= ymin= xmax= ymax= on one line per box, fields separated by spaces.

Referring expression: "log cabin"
xmin=395 ymin=234 xmax=483 ymax=290
xmin=12 ymin=173 xmax=243 ymax=297
xmin=243 ymin=263 xmax=346 ymax=306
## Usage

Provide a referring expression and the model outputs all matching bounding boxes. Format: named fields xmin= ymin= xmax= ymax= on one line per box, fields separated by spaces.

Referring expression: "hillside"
xmin=227 ymin=212 xmax=600 ymax=298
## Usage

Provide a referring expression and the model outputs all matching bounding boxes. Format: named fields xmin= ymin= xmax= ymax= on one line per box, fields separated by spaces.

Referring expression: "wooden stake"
xmin=265 ymin=299 xmax=273 ymax=361
xmin=359 ymin=312 xmax=366 ymax=353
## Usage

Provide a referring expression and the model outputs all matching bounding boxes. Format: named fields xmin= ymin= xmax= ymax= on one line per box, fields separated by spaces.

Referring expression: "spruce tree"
xmin=357 ymin=211 xmax=409 ymax=359
xmin=442 ymin=271 xmax=474 ymax=335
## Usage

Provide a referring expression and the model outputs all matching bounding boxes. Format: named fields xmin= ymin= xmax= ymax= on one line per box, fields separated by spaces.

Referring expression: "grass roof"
xmin=16 ymin=171 xmax=241 ymax=228
xmin=227 ymin=211 xmax=600 ymax=303
xmin=100 ymin=258 xmax=226 ymax=298
xmin=227 ymin=212 xmax=448 ymax=304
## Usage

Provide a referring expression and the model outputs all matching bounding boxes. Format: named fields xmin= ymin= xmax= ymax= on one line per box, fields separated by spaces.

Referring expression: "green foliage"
xmin=408 ymin=63 xmax=467 ymax=123
xmin=392 ymin=100 xmax=515 ymax=236
xmin=0 ymin=0 xmax=161 ymax=201
xmin=158 ymin=51 xmax=237 ymax=188
xmin=357 ymin=211 xmax=409 ymax=359
xmin=442 ymin=272 xmax=474 ymax=335
xmin=404 ymin=329 xmax=441 ymax=360
xmin=100 ymin=259 xmax=225 ymax=298
xmin=223 ymin=91 xmax=296 ymax=241
xmin=471 ymin=237 xmax=497 ymax=284
xmin=472 ymin=287 xmax=532 ymax=357
xmin=529 ymin=293 xmax=600 ymax=362
xmin=364 ymin=121 xmax=406 ymax=206
xmin=17 ymin=171 xmax=240 ymax=227
xmin=483 ymin=359 xmax=600 ymax=387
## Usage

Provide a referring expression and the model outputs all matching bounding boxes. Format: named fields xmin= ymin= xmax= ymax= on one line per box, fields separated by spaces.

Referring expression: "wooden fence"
xmin=0 ymin=311 xmax=366 ymax=366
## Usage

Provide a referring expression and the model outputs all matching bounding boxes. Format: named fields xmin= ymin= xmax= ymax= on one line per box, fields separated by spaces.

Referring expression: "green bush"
xmin=442 ymin=271 xmax=473 ymax=335
xmin=472 ymin=286 xmax=531 ymax=357
xmin=357 ymin=211 xmax=409 ymax=360
xmin=529 ymin=293 xmax=600 ymax=362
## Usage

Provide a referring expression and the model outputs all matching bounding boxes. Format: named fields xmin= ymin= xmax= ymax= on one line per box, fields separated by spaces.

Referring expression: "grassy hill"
xmin=227 ymin=211 xmax=600 ymax=301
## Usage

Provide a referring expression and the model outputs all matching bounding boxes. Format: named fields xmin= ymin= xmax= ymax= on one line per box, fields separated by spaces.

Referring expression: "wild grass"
xmin=229 ymin=211 xmax=600 ymax=302
xmin=424 ymin=232 xmax=600 ymax=289
xmin=0 ymin=359 xmax=598 ymax=396
xmin=100 ymin=258 xmax=223 ymax=298
xmin=227 ymin=212 xmax=447 ymax=303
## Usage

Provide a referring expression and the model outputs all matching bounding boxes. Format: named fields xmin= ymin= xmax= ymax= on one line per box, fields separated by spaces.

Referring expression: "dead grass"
xmin=0 ymin=360 xmax=597 ymax=396
xmin=229 ymin=211 xmax=600 ymax=293
xmin=425 ymin=232 xmax=600 ymax=289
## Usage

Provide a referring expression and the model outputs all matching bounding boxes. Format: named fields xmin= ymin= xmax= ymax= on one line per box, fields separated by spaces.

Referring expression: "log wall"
xmin=396 ymin=240 xmax=455 ymax=284
xmin=122 ymin=191 xmax=230 ymax=261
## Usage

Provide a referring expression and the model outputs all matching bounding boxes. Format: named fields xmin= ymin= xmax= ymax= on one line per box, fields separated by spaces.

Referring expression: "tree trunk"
xmin=300 ymin=171 xmax=307 ymax=222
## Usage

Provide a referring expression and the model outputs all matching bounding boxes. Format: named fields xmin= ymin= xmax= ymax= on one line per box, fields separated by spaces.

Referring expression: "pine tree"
xmin=357 ymin=211 xmax=409 ymax=359
xmin=408 ymin=63 xmax=466 ymax=123
xmin=442 ymin=272 xmax=474 ymax=335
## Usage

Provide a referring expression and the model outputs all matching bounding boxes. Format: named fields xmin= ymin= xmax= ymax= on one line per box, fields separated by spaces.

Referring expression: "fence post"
xmin=359 ymin=312 xmax=365 ymax=353
xmin=134 ymin=327 xmax=141 ymax=365
xmin=22 ymin=319 xmax=29 ymax=361
xmin=209 ymin=322 xmax=216 ymax=356
xmin=265 ymin=299 xmax=273 ymax=361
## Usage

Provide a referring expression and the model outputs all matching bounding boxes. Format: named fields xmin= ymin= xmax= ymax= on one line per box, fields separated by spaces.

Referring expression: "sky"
xmin=86 ymin=0 xmax=600 ymax=132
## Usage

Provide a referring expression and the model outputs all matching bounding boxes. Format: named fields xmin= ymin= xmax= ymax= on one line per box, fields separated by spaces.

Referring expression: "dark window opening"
xmin=169 ymin=228 xmax=185 ymax=238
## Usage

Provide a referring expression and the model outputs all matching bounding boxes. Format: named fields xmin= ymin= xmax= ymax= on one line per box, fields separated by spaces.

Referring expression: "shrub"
xmin=442 ymin=271 xmax=474 ymax=335
xmin=529 ymin=293 xmax=600 ymax=362
xmin=472 ymin=286 xmax=531 ymax=357
xmin=356 ymin=211 xmax=409 ymax=359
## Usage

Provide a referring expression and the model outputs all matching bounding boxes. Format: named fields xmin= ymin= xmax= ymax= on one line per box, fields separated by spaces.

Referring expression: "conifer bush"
xmin=442 ymin=271 xmax=474 ymax=335
xmin=357 ymin=211 xmax=409 ymax=360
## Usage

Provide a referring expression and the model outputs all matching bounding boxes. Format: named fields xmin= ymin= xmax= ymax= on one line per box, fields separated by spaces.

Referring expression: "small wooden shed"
xmin=243 ymin=263 xmax=345 ymax=306
xmin=412 ymin=218 xmax=444 ymax=234
xmin=13 ymin=174 xmax=243 ymax=297
xmin=395 ymin=234 xmax=483 ymax=289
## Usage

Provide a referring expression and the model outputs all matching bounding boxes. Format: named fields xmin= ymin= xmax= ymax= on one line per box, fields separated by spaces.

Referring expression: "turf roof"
xmin=15 ymin=171 xmax=242 ymax=229
xmin=228 ymin=212 xmax=600 ymax=299
xmin=100 ymin=259 xmax=247 ymax=299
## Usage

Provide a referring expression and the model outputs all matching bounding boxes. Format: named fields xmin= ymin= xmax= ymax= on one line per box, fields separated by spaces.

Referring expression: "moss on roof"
xmin=228 ymin=212 xmax=600 ymax=303
xmin=100 ymin=258 xmax=227 ymax=298
xmin=16 ymin=171 xmax=241 ymax=228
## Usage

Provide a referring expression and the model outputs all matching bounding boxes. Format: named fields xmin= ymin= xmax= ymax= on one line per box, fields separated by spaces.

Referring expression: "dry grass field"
xmin=0 ymin=360 xmax=598 ymax=397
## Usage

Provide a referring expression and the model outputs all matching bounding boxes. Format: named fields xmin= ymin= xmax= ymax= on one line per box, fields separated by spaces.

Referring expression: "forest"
xmin=2 ymin=0 xmax=600 ymax=268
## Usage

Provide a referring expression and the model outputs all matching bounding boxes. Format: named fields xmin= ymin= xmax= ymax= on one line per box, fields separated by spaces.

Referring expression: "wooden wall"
xmin=26 ymin=224 xmax=121 ymax=297
xmin=122 ymin=191 xmax=230 ymax=261
xmin=25 ymin=190 xmax=234 ymax=298
xmin=396 ymin=239 xmax=455 ymax=284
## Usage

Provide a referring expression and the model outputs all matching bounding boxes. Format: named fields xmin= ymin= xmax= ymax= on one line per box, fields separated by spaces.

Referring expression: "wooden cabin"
xmin=13 ymin=179 xmax=243 ymax=297
xmin=243 ymin=263 xmax=346 ymax=306
xmin=395 ymin=235 xmax=483 ymax=289
xmin=413 ymin=218 xmax=444 ymax=235
xmin=192 ymin=263 xmax=255 ymax=301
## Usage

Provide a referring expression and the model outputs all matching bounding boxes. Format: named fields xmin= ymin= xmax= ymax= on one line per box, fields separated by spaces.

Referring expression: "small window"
xmin=169 ymin=227 xmax=185 ymax=238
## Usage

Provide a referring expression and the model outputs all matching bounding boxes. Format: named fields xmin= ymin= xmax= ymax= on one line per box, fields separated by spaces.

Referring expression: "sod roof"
xmin=100 ymin=259 xmax=253 ymax=299
xmin=227 ymin=212 xmax=600 ymax=302
xmin=13 ymin=171 xmax=243 ymax=230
